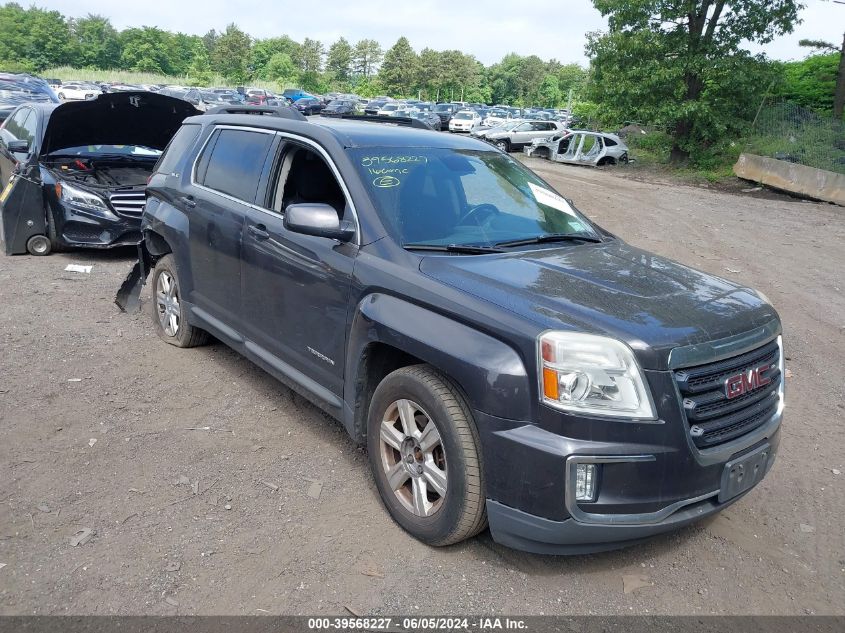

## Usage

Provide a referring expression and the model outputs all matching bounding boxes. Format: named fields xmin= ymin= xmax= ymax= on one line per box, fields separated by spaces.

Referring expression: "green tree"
xmin=326 ymin=37 xmax=353 ymax=83
xmin=71 ymin=14 xmax=121 ymax=69
xmin=120 ymin=26 xmax=173 ymax=74
xmin=588 ymin=0 xmax=804 ymax=163
xmin=798 ymin=34 xmax=845 ymax=119
xmin=252 ymin=36 xmax=301 ymax=79
xmin=264 ymin=52 xmax=298 ymax=86
xmin=379 ymin=36 xmax=418 ymax=96
xmin=352 ymin=39 xmax=382 ymax=78
xmin=187 ymin=41 xmax=213 ymax=85
xmin=213 ymin=23 xmax=251 ymax=83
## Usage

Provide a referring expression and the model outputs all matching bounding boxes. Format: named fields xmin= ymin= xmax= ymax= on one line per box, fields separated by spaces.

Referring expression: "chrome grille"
xmin=108 ymin=190 xmax=145 ymax=217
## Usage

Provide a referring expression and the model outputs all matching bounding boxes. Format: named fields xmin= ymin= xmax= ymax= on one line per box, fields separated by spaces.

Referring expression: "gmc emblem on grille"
xmin=725 ymin=365 xmax=772 ymax=399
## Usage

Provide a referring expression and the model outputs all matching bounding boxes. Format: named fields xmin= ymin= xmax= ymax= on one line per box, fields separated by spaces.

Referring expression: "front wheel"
xmin=367 ymin=365 xmax=487 ymax=546
xmin=495 ymin=139 xmax=510 ymax=152
xmin=150 ymin=254 xmax=208 ymax=348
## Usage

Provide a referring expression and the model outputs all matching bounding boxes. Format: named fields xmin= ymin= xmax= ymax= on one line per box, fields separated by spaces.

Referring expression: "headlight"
xmin=57 ymin=182 xmax=116 ymax=217
xmin=538 ymin=331 xmax=656 ymax=419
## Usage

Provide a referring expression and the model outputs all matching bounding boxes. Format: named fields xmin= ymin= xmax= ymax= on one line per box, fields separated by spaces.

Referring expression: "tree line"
xmin=0 ymin=3 xmax=588 ymax=108
xmin=0 ymin=1 xmax=840 ymax=166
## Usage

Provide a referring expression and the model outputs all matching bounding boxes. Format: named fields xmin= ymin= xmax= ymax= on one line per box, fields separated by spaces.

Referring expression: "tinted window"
xmin=605 ymin=137 xmax=618 ymax=147
xmin=199 ymin=128 xmax=274 ymax=203
xmin=155 ymin=124 xmax=201 ymax=176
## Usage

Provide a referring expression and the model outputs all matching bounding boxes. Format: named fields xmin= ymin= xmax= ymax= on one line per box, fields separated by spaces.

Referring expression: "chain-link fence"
xmin=745 ymin=101 xmax=845 ymax=175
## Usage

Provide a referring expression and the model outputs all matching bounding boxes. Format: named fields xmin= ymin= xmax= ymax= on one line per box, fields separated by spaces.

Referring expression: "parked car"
xmin=484 ymin=120 xmax=566 ymax=152
xmin=0 ymin=73 xmax=58 ymax=123
xmin=0 ymin=92 xmax=199 ymax=255
xmin=432 ymin=102 xmax=460 ymax=128
xmin=524 ymin=130 xmax=630 ymax=166
xmin=482 ymin=108 xmax=513 ymax=127
xmin=55 ymin=83 xmax=97 ymax=101
xmin=321 ymin=99 xmax=356 ymax=117
xmin=131 ymin=112 xmax=784 ymax=554
xmin=280 ymin=88 xmax=314 ymax=102
xmin=364 ymin=99 xmax=391 ymax=116
xmin=294 ymin=97 xmax=325 ymax=115
xmin=408 ymin=110 xmax=442 ymax=131
xmin=246 ymin=88 xmax=274 ymax=105
xmin=448 ymin=110 xmax=481 ymax=133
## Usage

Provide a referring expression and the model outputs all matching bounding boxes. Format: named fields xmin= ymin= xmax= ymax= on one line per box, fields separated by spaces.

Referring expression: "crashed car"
xmin=524 ymin=130 xmax=630 ymax=166
xmin=0 ymin=92 xmax=199 ymax=256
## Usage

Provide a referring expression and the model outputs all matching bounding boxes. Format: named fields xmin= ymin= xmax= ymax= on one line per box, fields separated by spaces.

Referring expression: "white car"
xmin=448 ymin=110 xmax=481 ymax=133
xmin=482 ymin=109 xmax=513 ymax=127
xmin=56 ymin=83 xmax=97 ymax=101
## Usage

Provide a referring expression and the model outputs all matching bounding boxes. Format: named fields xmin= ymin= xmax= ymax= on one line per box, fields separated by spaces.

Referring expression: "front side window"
xmin=350 ymin=147 xmax=596 ymax=247
xmin=197 ymin=128 xmax=274 ymax=203
xmin=269 ymin=144 xmax=348 ymax=220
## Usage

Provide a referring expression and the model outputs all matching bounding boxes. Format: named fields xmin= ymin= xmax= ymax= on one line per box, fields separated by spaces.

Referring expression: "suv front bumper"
xmin=477 ymin=406 xmax=781 ymax=554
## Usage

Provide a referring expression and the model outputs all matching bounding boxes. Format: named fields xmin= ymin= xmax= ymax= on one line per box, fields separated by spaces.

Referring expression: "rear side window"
xmin=155 ymin=124 xmax=200 ymax=176
xmin=197 ymin=128 xmax=274 ymax=203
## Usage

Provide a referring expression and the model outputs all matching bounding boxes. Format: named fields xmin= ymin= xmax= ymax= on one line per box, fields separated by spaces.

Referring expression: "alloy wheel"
xmin=379 ymin=399 xmax=448 ymax=517
xmin=156 ymin=271 xmax=180 ymax=337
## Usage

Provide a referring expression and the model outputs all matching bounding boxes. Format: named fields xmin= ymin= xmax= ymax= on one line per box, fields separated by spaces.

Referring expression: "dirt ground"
xmin=0 ymin=162 xmax=843 ymax=616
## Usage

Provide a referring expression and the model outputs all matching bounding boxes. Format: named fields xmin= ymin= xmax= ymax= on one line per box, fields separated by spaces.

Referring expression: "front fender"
xmin=344 ymin=292 xmax=531 ymax=440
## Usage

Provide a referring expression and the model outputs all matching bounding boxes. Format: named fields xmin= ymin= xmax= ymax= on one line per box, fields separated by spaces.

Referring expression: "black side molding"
xmin=204 ymin=105 xmax=307 ymax=121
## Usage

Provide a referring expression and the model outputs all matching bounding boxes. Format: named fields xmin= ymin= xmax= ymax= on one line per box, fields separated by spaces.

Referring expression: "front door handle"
xmin=248 ymin=224 xmax=270 ymax=240
xmin=179 ymin=195 xmax=196 ymax=208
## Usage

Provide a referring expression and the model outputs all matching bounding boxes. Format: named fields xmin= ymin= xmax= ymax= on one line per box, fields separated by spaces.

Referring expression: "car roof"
xmin=189 ymin=113 xmax=495 ymax=150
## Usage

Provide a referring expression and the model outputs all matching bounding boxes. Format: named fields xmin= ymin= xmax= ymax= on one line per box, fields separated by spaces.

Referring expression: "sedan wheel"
xmin=495 ymin=139 xmax=509 ymax=152
xmin=379 ymin=398 xmax=448 ymax=517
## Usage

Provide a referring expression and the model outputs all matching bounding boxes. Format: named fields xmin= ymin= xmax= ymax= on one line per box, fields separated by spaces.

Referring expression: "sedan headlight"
xmin=539 ymin=331 xmax=656 ymax=419
xmin=57 ymin=182 xmax=116 ymax=218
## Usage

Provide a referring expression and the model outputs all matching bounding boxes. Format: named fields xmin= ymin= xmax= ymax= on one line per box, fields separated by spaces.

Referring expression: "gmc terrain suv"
xmin=138 ymin=111 xmax=784 ymax=554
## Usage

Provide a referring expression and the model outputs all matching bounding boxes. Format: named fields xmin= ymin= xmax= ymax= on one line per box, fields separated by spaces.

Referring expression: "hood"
xmin=420 ymin=240 xmax=779 ymax=370
xmin=40 ymin=91 xmax=201 ymax=156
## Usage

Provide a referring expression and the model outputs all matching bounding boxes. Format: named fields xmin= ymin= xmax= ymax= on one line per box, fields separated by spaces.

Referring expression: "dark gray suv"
xmin=137 ymin=111 xmax=784 ymax=554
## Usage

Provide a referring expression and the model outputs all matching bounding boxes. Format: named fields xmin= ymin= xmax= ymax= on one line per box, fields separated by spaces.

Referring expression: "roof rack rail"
xmin=321 ymin=113 xmax=433 ymax=130
xmin=204 ymin=105 xmax=307 ymax=121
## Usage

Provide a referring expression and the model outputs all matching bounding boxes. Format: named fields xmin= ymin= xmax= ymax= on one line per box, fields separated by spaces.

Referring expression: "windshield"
xmin=454 ymin=112 xmax=474 ymax=120
xmin=381 ymin=104 xmax=398 ymax=111
xmin=350 ymin=147 xmax=597 ymax=248
xmin=434 ymin=104 xmax=452 ymax=112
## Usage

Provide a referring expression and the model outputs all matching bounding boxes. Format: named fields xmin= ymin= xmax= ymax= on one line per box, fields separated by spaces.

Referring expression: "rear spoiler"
xmin=204 ymin=105 xmax=307 ymax=121
xmin=321 ymin=113 xmax=434 ymax=130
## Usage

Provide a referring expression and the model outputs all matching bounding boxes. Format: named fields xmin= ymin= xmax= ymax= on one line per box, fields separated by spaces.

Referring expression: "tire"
xmin=150 ymin=254 xmax=208 ymax=348
xmin=495 ymin=139 xmax=510 ymax=152
xmin=367 ymin=365 xmax=487 ymax=546
xmin=46 ymin=209 xmax=63 ymax=252
xmin=26 ymin=235 xmax=51 ymax=256
xmin=57 ymin=92 xmax=65 ymax=100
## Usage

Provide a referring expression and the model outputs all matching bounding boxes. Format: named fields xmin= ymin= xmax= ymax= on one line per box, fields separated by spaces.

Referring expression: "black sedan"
xmin=321 ymin=99 xmax=356 ymax=117
xmin=0 ymin=92 xmax=198 ymax=256
xmin=295 ymin=97 xmax=325 ymax=116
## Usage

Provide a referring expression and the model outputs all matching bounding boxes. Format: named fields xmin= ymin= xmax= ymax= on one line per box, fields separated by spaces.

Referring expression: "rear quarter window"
xmin=155 ymin=124 xmax=201 ymax=176
xmin=197 ymin=128 xmax=274 ymax=203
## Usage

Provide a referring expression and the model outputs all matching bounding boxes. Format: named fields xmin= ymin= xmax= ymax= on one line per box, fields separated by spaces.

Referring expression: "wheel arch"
xmin=343 ymin=293 xmax=531 ymax=444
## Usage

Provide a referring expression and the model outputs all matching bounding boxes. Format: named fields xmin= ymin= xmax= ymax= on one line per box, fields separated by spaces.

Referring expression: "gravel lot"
xmin=0 ymin=161 xmax=843 ymax=616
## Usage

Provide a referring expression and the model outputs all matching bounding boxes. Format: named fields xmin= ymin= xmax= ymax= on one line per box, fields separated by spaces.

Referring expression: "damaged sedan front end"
xmin=0 ymin=91 xmax=199 ymax=256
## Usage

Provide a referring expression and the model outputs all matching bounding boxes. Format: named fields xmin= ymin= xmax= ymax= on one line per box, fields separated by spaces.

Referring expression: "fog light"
xmin=574 ymin=463 xmax=598 ymax=502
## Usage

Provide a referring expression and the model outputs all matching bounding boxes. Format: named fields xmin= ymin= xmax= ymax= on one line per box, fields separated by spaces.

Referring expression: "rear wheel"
xmin=367 ymin=365 xmax=487 ymax=546
xmin=150 ymin=254 xmax=208 ymax=348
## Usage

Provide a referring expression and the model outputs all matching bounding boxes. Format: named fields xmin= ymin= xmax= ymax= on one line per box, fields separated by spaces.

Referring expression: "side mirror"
xmin=7 ymin=139 xmax=29 ymax=154
xmin=283 ymin=203 xmax=354 ymax=241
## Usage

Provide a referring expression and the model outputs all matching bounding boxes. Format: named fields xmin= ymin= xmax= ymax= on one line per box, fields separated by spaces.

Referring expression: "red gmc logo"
xmin=725 ymin=365 xmax=772 ymax=399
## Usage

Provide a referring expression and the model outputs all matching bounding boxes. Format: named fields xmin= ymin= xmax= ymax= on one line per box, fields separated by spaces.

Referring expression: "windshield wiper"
xmin=495 ymin=233 xmax=603 ymax=248
xmin=403 ymin=243 xmax=505 ymax=254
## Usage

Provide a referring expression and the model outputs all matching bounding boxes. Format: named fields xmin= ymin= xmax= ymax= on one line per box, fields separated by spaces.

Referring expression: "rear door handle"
xmin=248 ymin=224 xmax=270 ymax=240
xmin=179 ymin=195 xmax=196 ymax=208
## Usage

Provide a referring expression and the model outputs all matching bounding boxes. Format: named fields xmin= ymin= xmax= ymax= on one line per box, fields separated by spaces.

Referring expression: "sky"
xmin=33 ymin=0 xmax=845 ymax=66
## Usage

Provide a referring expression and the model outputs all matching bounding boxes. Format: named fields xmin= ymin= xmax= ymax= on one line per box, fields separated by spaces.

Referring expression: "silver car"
xmin=524 ymin=130 xmax=630 ymax=166
xmin=483 ymin=120 xmax=566 ymax=152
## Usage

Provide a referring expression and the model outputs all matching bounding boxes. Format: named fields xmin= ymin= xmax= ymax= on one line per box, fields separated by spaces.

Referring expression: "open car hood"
xmin=40 ymin=91 xmax=201 ymax=156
